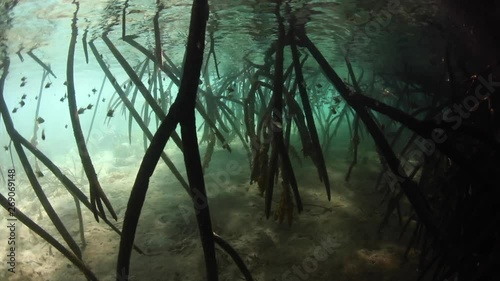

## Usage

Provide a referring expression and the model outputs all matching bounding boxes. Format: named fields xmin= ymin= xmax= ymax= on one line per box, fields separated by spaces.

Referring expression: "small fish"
xmin=86 ymin=103 xmax=93 ymax=110
xmin=12 ymin=107 xmax=18 ymax=113
xmin=65 ymin=124 xmax=68 ymax=129
xmin=92 ymin=88 xmax=97 ymax=94
xmin=20 ymin=81 xmax=26 ymax=87
xmin=45 ymin=82 xmax=52 ymax=88
xmin=41 ymin=129 xmax=46 ymax=140
xmin=19 ymin=100 xmax=25 ymax=107
xmin=381 ymin=88 xmax=394 ymax=98
xmin=60 ymin=97 xmax=65 ymax=102
xmin=227 ymin=86 xmax=234 ymax=93
xmin=77 ymin=108 xmax=86 ymax=114
xmin=123 ymin=84 xmax=126 ymax=90
xmin=21 ymin=76 xmax=27 ymax=81
xmin=333 ymin=96 xmax=341 ymax=104
xmin=35 ymin=170 xmax=44 ymax=177
xmin=63 ymin=81 xmax=67 ymax=85
xmin=21 ymin=94 xmax=27 ymax=99
xmin=107 ymin=109 xmax=114 ymax=117
xmin=316 ymin=83 xmax=322 ymax=88
xmin=329 ymin=106 xmax=337 ymax=114
xmin=271 ymin=120 xmax=282 ymax=129
xmin=102 ymin=98 xmax=106 ymax=102
xmin=88 ymin=94 xmax=90 ymax=97
xmin=3 ymin=146 xmax=8 ymax=151
xmin=128 ymin=9 xmax=144 ymax=14
xmin=35 ymin=96 xmax=38 ymax=100
xmin=36 ymin=117 xmax=45 ymax=124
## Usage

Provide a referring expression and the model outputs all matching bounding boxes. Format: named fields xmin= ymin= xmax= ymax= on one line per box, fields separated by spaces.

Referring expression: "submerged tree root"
xmin=66 ymin=1 xmax=116 ymax=223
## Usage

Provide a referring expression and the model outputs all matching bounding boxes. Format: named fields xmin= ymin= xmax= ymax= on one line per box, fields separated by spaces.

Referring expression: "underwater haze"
xmin=1 ymin=0 xmax=499 ymax=281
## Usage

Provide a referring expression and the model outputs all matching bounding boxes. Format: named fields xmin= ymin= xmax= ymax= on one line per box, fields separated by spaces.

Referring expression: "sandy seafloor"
xmin=1 ymin=135 xmax=422 ymax=281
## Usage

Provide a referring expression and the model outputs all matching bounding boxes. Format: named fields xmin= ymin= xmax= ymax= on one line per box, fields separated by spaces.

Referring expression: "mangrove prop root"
xmin=0 ymin=194 xmax=97 ymax=281
xmin=122 ymin=0 xmax=129 ymax=39
xmin=196 ymin=100 xmax=231 ymax=151
xmin=153 ymin=2 xmax=163 ymax=67
xmin=344 ymin=57 xmax=362 ymax=182
xmin=3 ymin=99 xmax=145 ymax=254
xmin=26 ymin=50 xmax=57 ymax=78
xmin=275 ymin=168 xmax=294 ymax=226
xmin=67 ymin=2 xmax=116 ymax=222
xmin=1 ymin=58 xmax=82 ymax=259
xmin=217 ymin=100 xmax=251 ymax=155
xmin=123 ymin=37 xmax=179 ymax=84
xmin=200 ymin=73 xmax=217 ymax=144
xmin=30 ymin=69 xmax=48 ymax=150
xmin=203 ymin=133 xmax=216 ymax=170
xmin=265 ymin=6 xmax=283 ymax=219
xmin=82 ymin=27 xmax=89 ymax=64
xmin=294 ymin=25 xmax=447 ymax=249
xmin=86 ymin=75 xmax=107 ymax=144
xmin=265 ymin=140 xmax=278 ymax=218
xmin=123 ymin=36 xmax=230 ymax=151
xmin=73 ymin=195 xmax=86 ymax=247
xmin=116 ymin=77 xmax=182 ymax=281
xmin=213 ymin=232 xmax=254 ymax=281
xmin=89 ymin=39 xmax=189 ymax=195
xmin=102 ymin=34 xmax=186 ymax=153
xmin=290 ymin=22 xmax=331 ymax=200
xmin=117 ymin=1 xmax=217 ymax=280
xmin=177 ymin=0 xmax=217 ymax=279
xmin=265 ymin=3 xmax=302 ymax=218
xmin=16 ymin=48 xmax=24 ymax=62
xmin=127 ymin=59 xmax=149 ymax=145
xmin=345 ymin=114 xmax=359 ymax=182
xmin=205 ymin=31 xmax=221 ymax=79
xmin=284 ymin=88 xmax=312 ymax=158
xmin=244 ymin=81 xmax=258 ymax=151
